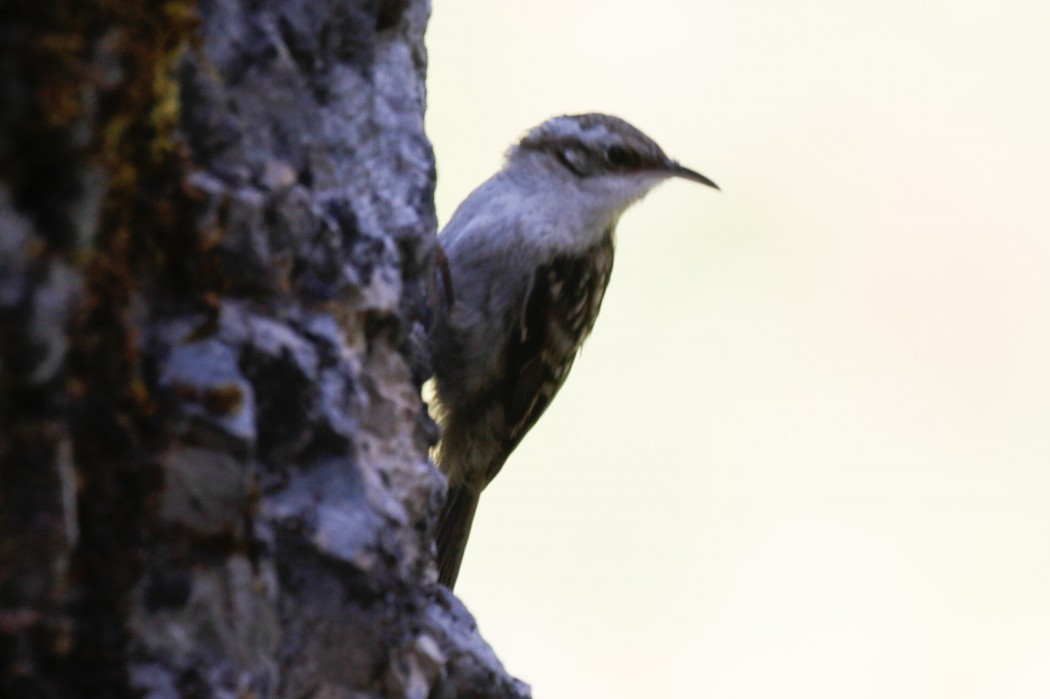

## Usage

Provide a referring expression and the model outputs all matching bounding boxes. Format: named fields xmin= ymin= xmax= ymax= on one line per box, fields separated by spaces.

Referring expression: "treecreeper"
xmin=429 ymin=113 xmax=719 ymax=588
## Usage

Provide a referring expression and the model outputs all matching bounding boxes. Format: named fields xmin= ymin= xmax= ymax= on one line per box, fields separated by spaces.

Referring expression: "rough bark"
xmin=0 ymin=1 xmax=529 ymax=697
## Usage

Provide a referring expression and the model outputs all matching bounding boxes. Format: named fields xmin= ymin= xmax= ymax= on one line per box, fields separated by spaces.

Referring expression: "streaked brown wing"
xmin=486 ymin=232 xmax=615 ymax=484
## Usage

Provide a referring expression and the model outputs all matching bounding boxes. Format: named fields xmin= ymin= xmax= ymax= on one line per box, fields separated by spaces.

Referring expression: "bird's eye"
xmin=605 ymin=145 xmax=632 ymax=166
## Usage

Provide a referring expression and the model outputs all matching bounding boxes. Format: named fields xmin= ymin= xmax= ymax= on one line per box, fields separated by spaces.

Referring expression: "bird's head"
xmin=504 ymin=113 xmax=718 ymax=212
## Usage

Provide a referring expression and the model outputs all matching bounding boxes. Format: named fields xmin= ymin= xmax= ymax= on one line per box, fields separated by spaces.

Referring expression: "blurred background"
xmin=425 ymin=2 xmax=1050 ymax=697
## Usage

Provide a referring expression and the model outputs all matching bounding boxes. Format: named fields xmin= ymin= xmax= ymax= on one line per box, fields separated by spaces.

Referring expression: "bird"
xmin=428 ymin=113 xmax=718 ymax=588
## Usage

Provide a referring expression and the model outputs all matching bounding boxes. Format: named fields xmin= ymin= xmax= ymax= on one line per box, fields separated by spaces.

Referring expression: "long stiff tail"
xmin=435 ymin=484 xmax=480 ymax=589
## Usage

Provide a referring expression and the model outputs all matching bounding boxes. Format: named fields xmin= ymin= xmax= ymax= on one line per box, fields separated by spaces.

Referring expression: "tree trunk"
xmin=0 ymin=1 xmax=528 ymax=697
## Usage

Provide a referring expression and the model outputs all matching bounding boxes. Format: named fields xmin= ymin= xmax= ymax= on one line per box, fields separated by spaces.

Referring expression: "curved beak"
xmin=666 ymin=161 xmax=719 ymax=190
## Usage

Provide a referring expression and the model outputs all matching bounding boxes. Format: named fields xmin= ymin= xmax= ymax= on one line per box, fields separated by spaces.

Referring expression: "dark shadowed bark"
xmin=0 ymin=1 xmax=528 ymax=697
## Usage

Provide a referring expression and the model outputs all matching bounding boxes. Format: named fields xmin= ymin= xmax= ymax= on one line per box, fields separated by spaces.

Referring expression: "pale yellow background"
xmin=425 ymin=2 xmax=1050 ymax=697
